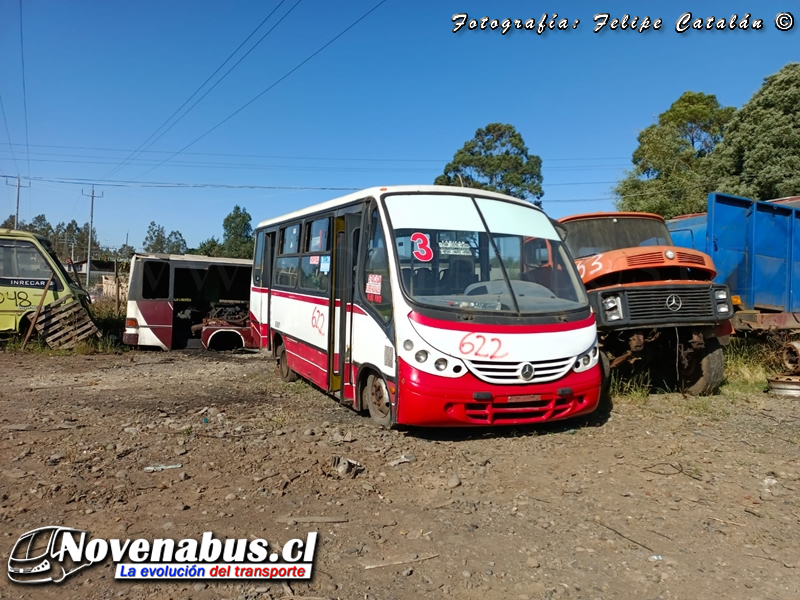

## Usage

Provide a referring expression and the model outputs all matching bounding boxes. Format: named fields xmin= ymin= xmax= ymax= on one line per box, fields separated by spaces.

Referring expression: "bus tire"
xmin=276 ymin=343 xmax=298 ymax=383
xmin=598 ymin=352 xmax=613 ymax=413
xmin=682 ymin=338 xmax=724 ymax=396
xmin=364 ymin=373 xmax=392 ymax=428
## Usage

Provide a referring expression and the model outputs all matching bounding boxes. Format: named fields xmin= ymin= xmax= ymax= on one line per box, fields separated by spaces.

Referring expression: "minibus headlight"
xmin=435 ymin=358 xmax=448 ymax=371
xmin=403 ymin=339 xmax=414 ymax=351
xmin=573 ymin=342 xmax=600 ymax=373
xmin=415 ymin=350 xmax=429 ymax=363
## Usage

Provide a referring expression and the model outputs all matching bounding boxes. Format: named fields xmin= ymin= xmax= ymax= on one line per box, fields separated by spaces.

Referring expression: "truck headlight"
xmin=714 ymin=289 xmax=728 ymax=300
xmin=601 ymin=295 xmax=623 ymax=322
xmin=716 ymin=303 xmax=730 ymax=314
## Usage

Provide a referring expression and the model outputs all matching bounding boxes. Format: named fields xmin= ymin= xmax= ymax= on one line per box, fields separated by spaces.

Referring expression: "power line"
xmin=0 ymin=142 xmax=632 ymax=163
xmin=7 ymin=174 xmax=622 ymax=189
xmin=101 ymin=0 xmax=297 ymax=180
xmin=18 ymin=0 xmax=31 ymax=184
xmin=0 ymin=151 xmax=630 ymax=173
xmin=0 ymin=95 xmax=19 ymax=175
xmin=132 ymin=0 xmax=391 ymax=180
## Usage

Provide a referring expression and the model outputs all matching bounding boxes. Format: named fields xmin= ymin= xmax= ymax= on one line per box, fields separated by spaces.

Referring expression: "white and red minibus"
xmin=250 ymin=185 xmax=602 ymax=428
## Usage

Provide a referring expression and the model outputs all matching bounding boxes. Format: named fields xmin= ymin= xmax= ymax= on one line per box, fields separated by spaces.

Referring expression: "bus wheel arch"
xmin=206 ymin=330 xmax=245 ymax=352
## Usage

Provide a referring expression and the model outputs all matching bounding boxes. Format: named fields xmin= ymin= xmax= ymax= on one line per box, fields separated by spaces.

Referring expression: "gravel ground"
xmin=1 ymin=349 xmax=799 ymax=600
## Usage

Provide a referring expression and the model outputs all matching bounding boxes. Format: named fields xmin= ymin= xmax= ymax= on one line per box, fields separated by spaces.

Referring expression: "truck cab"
xmin=557 ymin=212 xmax=733 ymax=395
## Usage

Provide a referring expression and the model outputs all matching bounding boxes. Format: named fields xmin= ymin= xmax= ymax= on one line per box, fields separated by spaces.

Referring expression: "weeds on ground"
xmin=720 ymin=336 xmax=782 ymax=396
xmin=89 ymin=298 xmax=126 ymax=340
xmin=610 ymin=370 xmax=651 ymax=405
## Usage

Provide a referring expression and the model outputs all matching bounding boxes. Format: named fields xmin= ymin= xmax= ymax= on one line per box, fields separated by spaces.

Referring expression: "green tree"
xmin=115 ymin=244 xmax=137 ymax=259
xmin=711 ymin=63 xmax=800 ymax=200
xmin=221 ymin=205 xmax=253 ymax=259
xmin=165 ymin=230 xmax=187 ymax=255
xmin=143 ymin=221 xmax=186 ymax=254
xmin=614 ymin=91 xmax=736 ymax=218
xmin=196 ymin=236 xmax=223 ymax=257
xmin=143 ymin=221 xmax=167 ymax=253
xmin=1 ymin=214 xmax=15 ymax=229
xmin=435 ymin=123 xmax=544 ymax=206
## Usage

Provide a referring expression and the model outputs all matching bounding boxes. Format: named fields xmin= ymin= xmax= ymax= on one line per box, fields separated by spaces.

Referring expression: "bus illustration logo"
xmin=8 ymin=526 xmax=95 ymax=584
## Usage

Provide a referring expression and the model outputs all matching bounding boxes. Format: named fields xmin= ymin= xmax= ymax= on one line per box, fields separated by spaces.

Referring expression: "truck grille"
xmin=626 ymin=252 xmax=665 ymax=267
xmin=465 ymin=356 xmax=574 ymax=385
xmin=676 ymin=252 xmax=705 ymax=266
xmin=626 ymin=287 xmax=714 ymax=322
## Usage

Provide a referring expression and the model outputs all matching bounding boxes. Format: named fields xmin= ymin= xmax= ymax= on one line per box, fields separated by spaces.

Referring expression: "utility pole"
xmin=5 ymin=176 xmax=30 ymax=229
xmin=81 ymin=186 xmax=103 ymax=288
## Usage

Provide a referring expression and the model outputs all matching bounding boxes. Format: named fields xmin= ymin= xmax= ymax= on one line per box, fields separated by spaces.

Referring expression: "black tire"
xmin=682 ymin=338 xmax=724 ymax=396
xmin=363 ymin=373 xmax=392 ymax=428
xmin=598 ymin=352 xmax=613 ymax=413
xmin=276 ymin=343 xmax=298 ymax=383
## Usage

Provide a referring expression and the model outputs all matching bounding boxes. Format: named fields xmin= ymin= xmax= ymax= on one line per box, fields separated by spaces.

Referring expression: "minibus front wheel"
xmin=364 ymin=373 xmax=392 ymax=428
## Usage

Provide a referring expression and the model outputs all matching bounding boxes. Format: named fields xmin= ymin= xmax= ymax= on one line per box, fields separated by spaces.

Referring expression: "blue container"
xmin=667 ymin=193 xmax=800 ymax=313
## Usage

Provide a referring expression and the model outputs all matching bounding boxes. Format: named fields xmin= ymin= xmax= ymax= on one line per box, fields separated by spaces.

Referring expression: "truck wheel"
xmin=276 ymin=343 xmax=298 ymax=383
xmin=363 ymin=373 xmax=392 ymax=428
xmin=682 ymin=338 xmax=724 ymax=396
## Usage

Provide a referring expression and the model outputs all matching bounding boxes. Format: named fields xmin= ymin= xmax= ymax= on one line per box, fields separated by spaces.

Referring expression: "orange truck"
xmin=555 ymin=212 xmax=733 ymax=395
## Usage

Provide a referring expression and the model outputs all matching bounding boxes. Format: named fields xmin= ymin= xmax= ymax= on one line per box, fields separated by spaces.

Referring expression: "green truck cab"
xmin=0 ymin=229 xmax=88 ymax=336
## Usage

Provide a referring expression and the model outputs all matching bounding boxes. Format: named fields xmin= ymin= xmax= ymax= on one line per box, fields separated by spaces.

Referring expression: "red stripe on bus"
xmin=408 ymin=311 xmax=596 ymax=334
xmin=271 ymin=289 xmax=330 ymax=306
xmin=251 ymin=286 xmax=270 ymax=293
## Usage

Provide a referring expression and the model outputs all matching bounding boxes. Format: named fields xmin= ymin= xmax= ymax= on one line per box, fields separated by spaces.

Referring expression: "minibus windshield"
xmin=383 ymin=194 xmax=588 ymax=316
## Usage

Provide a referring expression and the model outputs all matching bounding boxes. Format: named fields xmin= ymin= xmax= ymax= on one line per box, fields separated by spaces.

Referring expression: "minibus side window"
xmin=253 ymin=231 xmax=265 ymax=287
xmin=275 ymin=224 xmax=301 ymax=288
xmin=363 ymin=209 xmax=393 ymax=322
xmin=299 ymin=216 xmax=331 ymax=293
xmin=142 ymin=261 xmax=170 ymax=299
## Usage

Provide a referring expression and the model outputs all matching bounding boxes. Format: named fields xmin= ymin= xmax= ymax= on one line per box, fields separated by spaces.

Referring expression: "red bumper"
xmin=396 ymin=357 xmax=601 ymax=427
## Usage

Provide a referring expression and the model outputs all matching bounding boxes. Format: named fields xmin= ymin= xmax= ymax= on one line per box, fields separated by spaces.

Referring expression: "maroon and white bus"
xmin=250 ymin=185 xmax=602 ymax=428
xmin=124 ymin=253 xmax=255 ymax=351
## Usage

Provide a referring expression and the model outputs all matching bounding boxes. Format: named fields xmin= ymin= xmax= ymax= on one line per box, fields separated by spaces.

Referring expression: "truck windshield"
xmin=383 ymin=193 xmax=588 ymax=316
xmin=561 ymin=217 xmax=673 ymax=259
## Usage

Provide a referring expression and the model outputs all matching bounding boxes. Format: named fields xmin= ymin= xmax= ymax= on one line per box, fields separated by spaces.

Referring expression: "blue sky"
xmin=0 ymin=0 xmax=796 ymax=251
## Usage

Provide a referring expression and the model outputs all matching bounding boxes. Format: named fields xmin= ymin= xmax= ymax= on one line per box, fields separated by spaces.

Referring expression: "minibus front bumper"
xmin=396 ymin=358 xmax=601 ymax=427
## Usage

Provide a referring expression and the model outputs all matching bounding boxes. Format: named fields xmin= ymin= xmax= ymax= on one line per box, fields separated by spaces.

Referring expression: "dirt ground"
xmin=1 ymin=349 xmax=799 ymax=600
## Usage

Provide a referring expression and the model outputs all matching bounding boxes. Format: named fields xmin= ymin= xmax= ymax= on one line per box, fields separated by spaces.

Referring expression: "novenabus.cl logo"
xmin=8 ymin=527 xmax=95 ymax=584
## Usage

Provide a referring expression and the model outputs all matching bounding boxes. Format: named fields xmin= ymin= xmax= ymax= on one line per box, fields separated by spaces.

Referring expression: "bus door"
xmin=251 ymin=230 xmax=275 ymax=350
xmin=329 ymin=213 xmax=361 ymax=401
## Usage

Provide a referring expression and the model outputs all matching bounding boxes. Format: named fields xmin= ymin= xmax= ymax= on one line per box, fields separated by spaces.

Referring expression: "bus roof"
xmin=0 ymin=228 xmax=53 ymax=245
xmin=255 ymin=185 xmax=541 ymax=230
xmin=559 ymin=211 xmax=666 ymax=224
xmin=132 ymin=252 xmax=252 ymax=265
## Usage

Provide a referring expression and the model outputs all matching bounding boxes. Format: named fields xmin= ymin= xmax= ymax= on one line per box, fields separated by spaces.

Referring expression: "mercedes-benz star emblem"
xmin=666 ymin=294 xmax=683 ymax=312
xmin=519 ymin=363 xmax=535 ymax=381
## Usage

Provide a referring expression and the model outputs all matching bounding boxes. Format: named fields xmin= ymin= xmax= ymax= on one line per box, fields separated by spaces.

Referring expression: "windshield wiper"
xmin=472 ymin=198 xmax=521 ymax=316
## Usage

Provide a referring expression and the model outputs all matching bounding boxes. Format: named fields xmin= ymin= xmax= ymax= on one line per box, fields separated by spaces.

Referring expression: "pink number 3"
xmin=411 ymin=232 xmax=433 ymax=262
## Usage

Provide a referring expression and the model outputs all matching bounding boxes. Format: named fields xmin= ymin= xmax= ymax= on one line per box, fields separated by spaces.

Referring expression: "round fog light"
xmin=434 ymin=358 xmax=448 ymax=371
xmin=665 ymin=249 xmax=675 ymax=259
xmin=582 ymin=355 xmax=590 ymax=366
xmin=415 ymin=350 xmax=429 ymax=363
xmin=403 ymin=339 xmax=414 ymax=351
